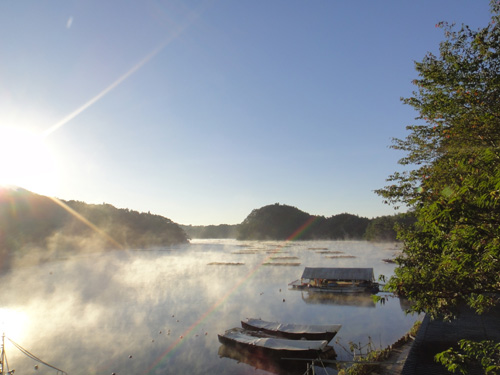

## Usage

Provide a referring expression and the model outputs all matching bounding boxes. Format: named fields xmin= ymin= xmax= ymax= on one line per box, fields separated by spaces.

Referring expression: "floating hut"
xmin=289 ymin=267 xmax=379 ymax=294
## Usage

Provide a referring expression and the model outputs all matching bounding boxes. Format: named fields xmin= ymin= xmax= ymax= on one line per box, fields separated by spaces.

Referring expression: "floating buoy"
xmin=282 ymin=299 xmax=285 ymax=302
xmin=129 ymin=355 xmax=133 ymax=359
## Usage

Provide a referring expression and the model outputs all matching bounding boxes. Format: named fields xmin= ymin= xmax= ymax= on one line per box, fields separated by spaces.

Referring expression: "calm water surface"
xmin=0 ymin=240 xmax=419 ymax=374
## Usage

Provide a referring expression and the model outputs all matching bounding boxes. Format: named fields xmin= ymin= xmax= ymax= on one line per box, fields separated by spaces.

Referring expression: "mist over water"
xmin=0 ymin=240 xmax=418 ymax=374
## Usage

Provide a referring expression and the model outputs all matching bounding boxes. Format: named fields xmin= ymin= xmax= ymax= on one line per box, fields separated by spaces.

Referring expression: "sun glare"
xmin=0 ymin=308 xmax=28 ymax=341
xmin=0 ymin=127 xmax=58 ymax=196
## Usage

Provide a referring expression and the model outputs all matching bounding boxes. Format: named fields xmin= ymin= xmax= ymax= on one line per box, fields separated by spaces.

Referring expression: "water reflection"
xmin=0 ymin=240 xmax=419 ymax=374
xmin=300 ymin=291 xmax=376 ymax=308
xmin=218 ymin=344 xmax=326 ymax=375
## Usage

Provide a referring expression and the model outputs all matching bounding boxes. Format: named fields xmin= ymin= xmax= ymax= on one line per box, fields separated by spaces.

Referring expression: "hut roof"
xmin=301 ymin=267 xmax=374 ymax=282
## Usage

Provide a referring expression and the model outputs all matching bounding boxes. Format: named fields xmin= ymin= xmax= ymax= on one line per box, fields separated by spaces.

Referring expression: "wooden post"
xmin=0 ymin=333 xmax=4 ymax=375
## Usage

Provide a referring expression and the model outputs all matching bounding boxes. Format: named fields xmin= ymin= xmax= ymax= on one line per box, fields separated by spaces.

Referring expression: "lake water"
xmin=0 ymin=239 xmax=420 ymax=374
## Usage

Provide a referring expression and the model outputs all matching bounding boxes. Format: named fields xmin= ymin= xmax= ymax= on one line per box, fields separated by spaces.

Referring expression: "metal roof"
xmin=301 ymin=267 xmax=374 ymax=282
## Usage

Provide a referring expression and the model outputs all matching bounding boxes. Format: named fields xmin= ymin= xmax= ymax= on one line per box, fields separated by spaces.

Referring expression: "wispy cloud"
xmin=66 ymin=16 xmax=73 ymax=29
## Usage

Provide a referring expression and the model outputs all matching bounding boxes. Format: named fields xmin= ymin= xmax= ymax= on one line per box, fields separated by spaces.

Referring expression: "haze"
xmin=0 ymin=240 xmax=418 ymax=374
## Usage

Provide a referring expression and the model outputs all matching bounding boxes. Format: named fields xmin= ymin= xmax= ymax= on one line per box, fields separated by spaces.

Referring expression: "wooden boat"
xmin=241 ymin=318 xmax=341 ymax=341
xmin=217 ymin=327 xmax=335 ymax=359
xmin=289 ymin=267 xmax=379 ymax=294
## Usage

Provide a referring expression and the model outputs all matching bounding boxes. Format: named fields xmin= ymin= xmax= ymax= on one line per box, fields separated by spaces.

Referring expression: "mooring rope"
xmin=7 ymin=337 xmax=67 ymax=374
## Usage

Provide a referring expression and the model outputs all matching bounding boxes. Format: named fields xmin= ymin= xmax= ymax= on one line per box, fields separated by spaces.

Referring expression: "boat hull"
xmin=241 ymin=319 xmax=341 ymax=341
xmin=217 ymin=328 xmax=336 ymax=360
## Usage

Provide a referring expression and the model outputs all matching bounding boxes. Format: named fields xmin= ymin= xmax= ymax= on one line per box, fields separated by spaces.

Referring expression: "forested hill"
xmin=1 ymin=188 xmax=409 ymax=271
xmin=0 ymin=187 xmax=188 ymax=266
xmin=237 ymin=203 xmax=370 ymax=240
xmin=183 ymin=203 xmax=413 ymax=241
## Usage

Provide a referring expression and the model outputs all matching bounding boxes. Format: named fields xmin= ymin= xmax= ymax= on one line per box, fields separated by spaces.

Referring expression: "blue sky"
xmin=0 ymin=1 xmax=493 ymax=225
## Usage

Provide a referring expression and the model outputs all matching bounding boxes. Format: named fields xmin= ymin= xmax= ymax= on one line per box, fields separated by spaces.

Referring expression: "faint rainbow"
xmin=143 ymin=216 xmax=319 ymax=374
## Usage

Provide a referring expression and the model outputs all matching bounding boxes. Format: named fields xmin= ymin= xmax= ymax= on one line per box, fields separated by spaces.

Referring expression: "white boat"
xmin=241 ymin=318 xmax=341 ymax=341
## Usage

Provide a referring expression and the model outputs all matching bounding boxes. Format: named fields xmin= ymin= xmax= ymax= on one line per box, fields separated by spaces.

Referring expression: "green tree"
xmin=376 ymin=1 xmax=500 ymax=373
xmin=364 ymin=213 xmax=415 ymax=242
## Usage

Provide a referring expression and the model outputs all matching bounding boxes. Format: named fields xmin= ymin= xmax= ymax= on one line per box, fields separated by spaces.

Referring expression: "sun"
xmin=0 ymin=308 xmax=28 ymax=342
xmin=0 ymin=126 xmax=59 ymax=196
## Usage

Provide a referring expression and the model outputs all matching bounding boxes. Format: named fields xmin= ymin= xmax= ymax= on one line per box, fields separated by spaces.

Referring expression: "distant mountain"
xmin=238 ymin=203 xmax=315 ymax=240
xmin=0 ymin=187 xmax=410 ymax=272
xmin=237 ymin=203 xmax=371 ymax=241
xmin=0 ymin=187 xmax=189 ymax=268
xmin=181 ymin=224 xmax=240 ymax=239
xmin=181 ymin=203 xmax=411 ymax=241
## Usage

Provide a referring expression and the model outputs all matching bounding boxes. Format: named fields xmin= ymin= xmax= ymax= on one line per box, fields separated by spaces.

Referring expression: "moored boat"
xmin=241 ymin=318 xmax=341 ymax=341
xmin=289 ymin=267 xmax=379 ymax=294
xmin=217 ymin=327 xmax=336 ymax=359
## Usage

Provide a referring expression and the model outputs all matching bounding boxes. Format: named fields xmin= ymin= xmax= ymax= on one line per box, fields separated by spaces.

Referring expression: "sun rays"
xmin=0 ymin=3 xmax=209 ymax=252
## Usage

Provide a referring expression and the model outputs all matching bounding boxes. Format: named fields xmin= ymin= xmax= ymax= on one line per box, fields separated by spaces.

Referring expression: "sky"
xmin=0 ymin=1 xmax=493 ymax=225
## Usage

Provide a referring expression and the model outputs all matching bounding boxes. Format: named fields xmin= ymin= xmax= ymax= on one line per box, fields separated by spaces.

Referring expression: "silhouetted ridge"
xmin=0 ymin=187 xmax=188 ymax=268
xmin=234 ymin=203 xmax=412 ymax=241
xmin=236 ymin=203 xmax=369 ymax=241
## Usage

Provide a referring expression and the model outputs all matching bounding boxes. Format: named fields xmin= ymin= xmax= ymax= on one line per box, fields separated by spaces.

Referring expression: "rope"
xmin=299 ymin=358 xmax=334 ymax=375
xmin=7 ymin=337 xmax=67 ymax=374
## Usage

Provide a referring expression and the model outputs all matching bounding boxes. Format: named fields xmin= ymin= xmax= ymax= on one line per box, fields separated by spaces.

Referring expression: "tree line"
xmin=182 ymin=203 xmax=412 ymax=241
xmin=0 ymin=187 xmax=188 ymax=269
xmin=1 ymin=187 xmax=407 ymax=270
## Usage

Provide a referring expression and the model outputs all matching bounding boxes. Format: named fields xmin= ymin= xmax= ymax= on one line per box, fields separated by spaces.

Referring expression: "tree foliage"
xmin=377 ymin=0 xmax=500 ymax=319
xmin=364 ymin=213 xmax=415 ymax=242
xmin=376 ymin=2 xmax=500 ymax=373
xmin=436 ymin=340 xmax=500 ymax=375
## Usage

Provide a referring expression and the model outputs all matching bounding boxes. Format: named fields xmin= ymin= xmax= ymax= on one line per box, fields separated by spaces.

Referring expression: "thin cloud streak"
xmin=42 ymin=41 xmax=166 ymax=138
xmin=43 ymin=5 xmax=206 ymax=138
